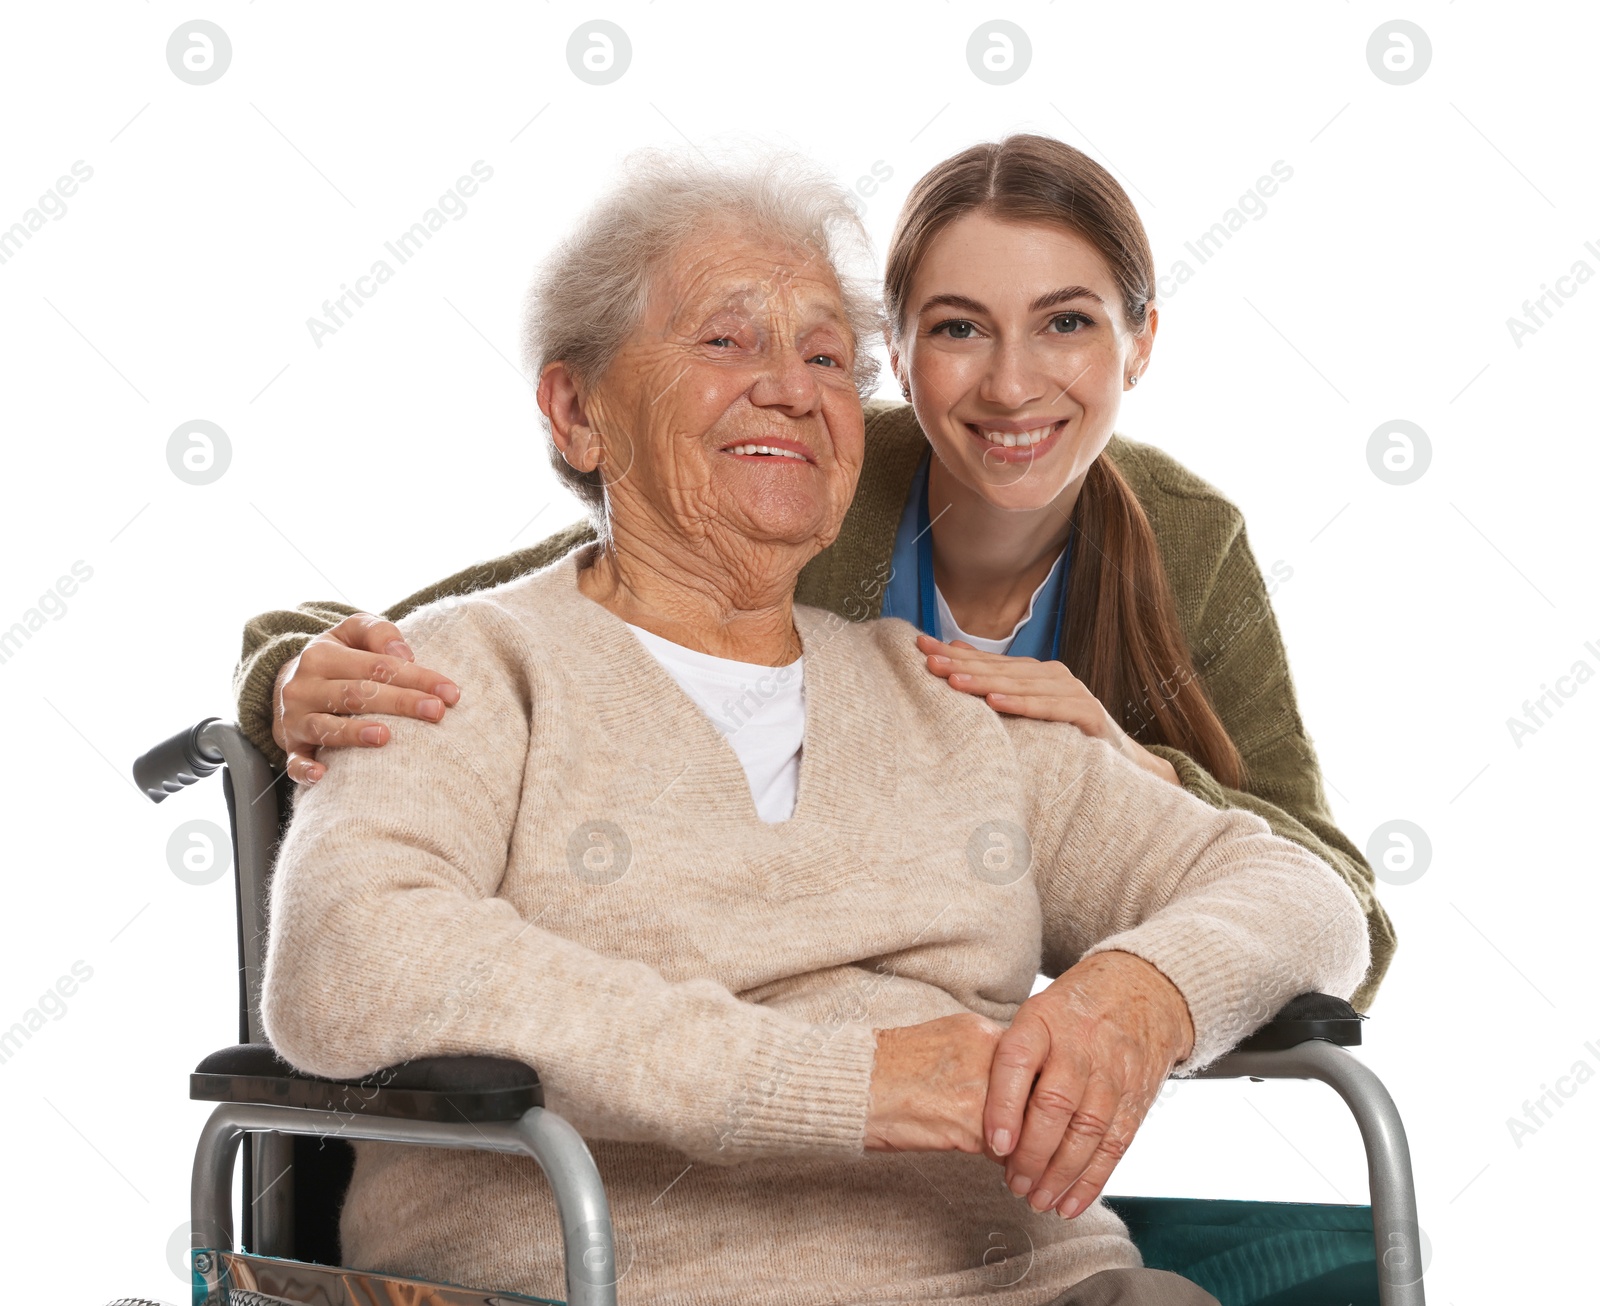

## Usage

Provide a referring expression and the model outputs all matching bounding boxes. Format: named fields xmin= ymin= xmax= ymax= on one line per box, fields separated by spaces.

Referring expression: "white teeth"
xmin=978 ymin=424 xmax=1056 ymax=448
xmin=728 ymin=444 xmax=806 ymax=461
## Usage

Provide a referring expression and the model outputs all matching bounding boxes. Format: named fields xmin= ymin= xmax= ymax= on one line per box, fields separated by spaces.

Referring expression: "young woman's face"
xmin=894 ymin=211 xmax=1155 ymax=511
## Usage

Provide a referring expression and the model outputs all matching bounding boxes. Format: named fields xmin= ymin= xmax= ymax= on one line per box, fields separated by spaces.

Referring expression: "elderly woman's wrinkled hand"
xmin=984 ymin=951 xmax=1195 ymax=1218
xmin=865 ymin=1012 xmax=1005 ymax=1154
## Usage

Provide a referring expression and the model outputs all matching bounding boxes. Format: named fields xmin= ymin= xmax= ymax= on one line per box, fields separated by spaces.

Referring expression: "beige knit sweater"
xmin=261 ymin=548 xmax=1368 ymax=1306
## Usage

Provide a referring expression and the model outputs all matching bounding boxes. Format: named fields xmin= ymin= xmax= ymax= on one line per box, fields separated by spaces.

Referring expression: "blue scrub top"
xmin=880 ymin=452 xmax=1071 ymax=662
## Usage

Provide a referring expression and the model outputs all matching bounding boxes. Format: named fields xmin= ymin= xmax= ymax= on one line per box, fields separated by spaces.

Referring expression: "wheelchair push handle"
xmin=133 ymin=717 xmax=226 ymax=803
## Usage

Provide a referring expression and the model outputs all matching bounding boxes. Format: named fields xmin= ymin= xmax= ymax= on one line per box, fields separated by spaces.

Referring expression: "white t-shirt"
xmin=932 ymin=548 xmax=1067 ymax=655
xmin=626 ymin=624 xmax=805 ymax=824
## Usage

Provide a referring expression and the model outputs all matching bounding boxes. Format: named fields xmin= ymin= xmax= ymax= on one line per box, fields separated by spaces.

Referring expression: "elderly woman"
xmin=261 ymin=154 xmax=1368 ymax=1306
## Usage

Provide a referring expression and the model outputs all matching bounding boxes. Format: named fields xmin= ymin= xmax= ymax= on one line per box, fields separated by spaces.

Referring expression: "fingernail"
xmin=1059 ymin=1196 xmax=1085 ymax=1219
xmin=1030 ymin=1189 xmax=1055 ymax=1212
xmin=359 ymin=725 xmax=384 ymax=745
xmin=991 ymin=1128 xmax=1012 ymax=1156
xmin=418 ymin=698 xmax=443 ymax=721
xmin=1009 ymin=1174 xmax=1032 ymax=1197
xmin=306 ymin=768 xmax=322 ymax=784
xmin=435 ymin=683 xmax=460 ymax=705
xmin=385 ymin=640 xmax=414 ymax=661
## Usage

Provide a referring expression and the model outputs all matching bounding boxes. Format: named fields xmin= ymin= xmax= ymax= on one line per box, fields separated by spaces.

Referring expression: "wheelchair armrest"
xmin=191 ymin=1043 xmax=543 ymax=1123
xmin=1234 ymin=992 xmax=1364 ymax=1052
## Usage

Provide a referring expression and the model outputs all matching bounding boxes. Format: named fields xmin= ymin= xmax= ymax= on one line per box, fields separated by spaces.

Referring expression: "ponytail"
xmin=1064 ymin=454 xmax=1245 ymax=788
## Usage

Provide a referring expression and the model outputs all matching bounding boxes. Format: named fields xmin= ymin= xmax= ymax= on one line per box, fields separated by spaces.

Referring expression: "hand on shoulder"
xmin=914 ymin=633 xmax=1180 ymax=785
xmin=274 ymin=613 xmax=461 ymax=785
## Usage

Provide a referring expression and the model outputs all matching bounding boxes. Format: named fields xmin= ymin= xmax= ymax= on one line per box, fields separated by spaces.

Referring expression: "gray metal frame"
xmin=1199 ymin=1042 xmax=1426 ymax=1305
xmin=181 ymin=719 xmax=1425 ymax=1306
xmin=191 ymin=1100 xmax=617 ymax=1306
xmin=192 ymin=721 xmax=296 ymax=1255
xmin=195 ymin=721 xmax=276 ymax=1047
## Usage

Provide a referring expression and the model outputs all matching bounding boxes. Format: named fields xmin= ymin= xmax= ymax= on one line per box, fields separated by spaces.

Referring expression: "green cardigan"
xmin=232 ymin=399 xmax=1395 ymax=1008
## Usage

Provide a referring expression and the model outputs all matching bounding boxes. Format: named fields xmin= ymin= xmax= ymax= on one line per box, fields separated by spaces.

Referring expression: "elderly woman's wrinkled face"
xmin=582 ymin=232 xmax=866 ymax=561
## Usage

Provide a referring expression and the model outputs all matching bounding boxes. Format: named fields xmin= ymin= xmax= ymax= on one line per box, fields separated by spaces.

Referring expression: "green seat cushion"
xmin=1103 ymin=1196 xmax=1378 ymax=1306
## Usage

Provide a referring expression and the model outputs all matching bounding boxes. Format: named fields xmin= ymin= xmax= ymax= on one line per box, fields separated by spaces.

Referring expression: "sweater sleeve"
xmin=1014 ymin=721 xmax=1370 ymax=1075
xmin=1148 ymin=521 xmax=1396 ymax=1012
xmin=259 ymin=597 xmax=877 ymax=1167
xmin=230 ymin=521 xmax=598 ymax=769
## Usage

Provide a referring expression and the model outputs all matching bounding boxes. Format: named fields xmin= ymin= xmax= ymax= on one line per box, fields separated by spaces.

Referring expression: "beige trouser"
xmin=1051 ymin=1267 xmax=1221 ymax=1305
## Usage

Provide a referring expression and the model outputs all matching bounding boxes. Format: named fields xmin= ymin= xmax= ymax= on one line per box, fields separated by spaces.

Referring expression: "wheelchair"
xmin=112 ymin=717 xmax=1428 ymax=1306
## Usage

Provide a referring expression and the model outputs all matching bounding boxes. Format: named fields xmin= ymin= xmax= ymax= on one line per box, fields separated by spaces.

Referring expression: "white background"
xmin=1 ymin=3 xmax=1595 ymax=1302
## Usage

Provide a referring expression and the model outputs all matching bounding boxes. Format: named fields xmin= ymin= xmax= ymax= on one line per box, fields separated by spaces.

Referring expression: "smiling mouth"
xmin=720 ymin=440 xmax=815 ymax=464
xmin=965 ymin=419 xmax=1067 ymax=450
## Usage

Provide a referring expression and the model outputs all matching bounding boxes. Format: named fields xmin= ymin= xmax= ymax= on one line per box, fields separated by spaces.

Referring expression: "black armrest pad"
xmin=191 ymin=1043 xmax=542 ymax=1122
xmin=1236 ymin=992 xmax=1364 ymax=1052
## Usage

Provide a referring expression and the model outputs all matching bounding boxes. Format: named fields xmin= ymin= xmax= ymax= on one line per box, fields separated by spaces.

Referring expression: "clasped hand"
xmin=865 ymin=950 xmax=1194 ymax=1219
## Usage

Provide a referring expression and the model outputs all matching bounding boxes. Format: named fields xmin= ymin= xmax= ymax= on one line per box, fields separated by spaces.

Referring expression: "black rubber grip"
xmin=133 ymin=717 xmax=225 ymax=803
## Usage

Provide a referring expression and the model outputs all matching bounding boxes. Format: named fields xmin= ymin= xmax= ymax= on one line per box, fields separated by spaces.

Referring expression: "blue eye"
xmin=808 ymin=353 xmax=839 ymax=367
xmin=706 ymin=336 xmax=734 ymax=348
xmin=931 ymin=320 xmax=978 ymax=340
xmin=1049 ymin=313 xmax=1092 ymax=334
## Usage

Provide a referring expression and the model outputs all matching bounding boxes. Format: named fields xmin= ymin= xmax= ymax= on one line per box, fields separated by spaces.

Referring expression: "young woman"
xmin=236 ymin=134 xmax=1394 ymax=1008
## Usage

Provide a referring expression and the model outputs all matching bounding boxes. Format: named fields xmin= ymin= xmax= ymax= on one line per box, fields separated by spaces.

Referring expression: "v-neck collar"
xmin=544 ymin=548 xmax=870 ymax=832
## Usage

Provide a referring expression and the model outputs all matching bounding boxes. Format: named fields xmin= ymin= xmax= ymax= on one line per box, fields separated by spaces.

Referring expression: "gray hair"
xmin=521 ymin=148 xmax=883 ymax=519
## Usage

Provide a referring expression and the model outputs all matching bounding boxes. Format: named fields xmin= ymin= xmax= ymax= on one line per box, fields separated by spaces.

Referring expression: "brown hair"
xmin=885 ymin=134 xmax=1244 ymax=787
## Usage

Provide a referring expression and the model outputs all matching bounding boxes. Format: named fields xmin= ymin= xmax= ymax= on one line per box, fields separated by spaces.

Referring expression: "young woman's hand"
xmin=273 ymin=614 xmax=461 ymax=785
xmin=917 ymin=633 xmax=1180 ymax=785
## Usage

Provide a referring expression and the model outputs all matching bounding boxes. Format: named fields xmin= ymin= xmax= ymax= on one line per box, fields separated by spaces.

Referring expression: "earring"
xmin=1127 ymin=374 xmax=1140 ymax=388
xmin=899 ymin=382 xmax=912 ymax=401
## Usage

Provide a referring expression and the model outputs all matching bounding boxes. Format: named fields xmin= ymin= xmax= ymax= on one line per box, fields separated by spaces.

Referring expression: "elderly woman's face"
xmin=583 ymin=233 xmax=866 ymax=558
